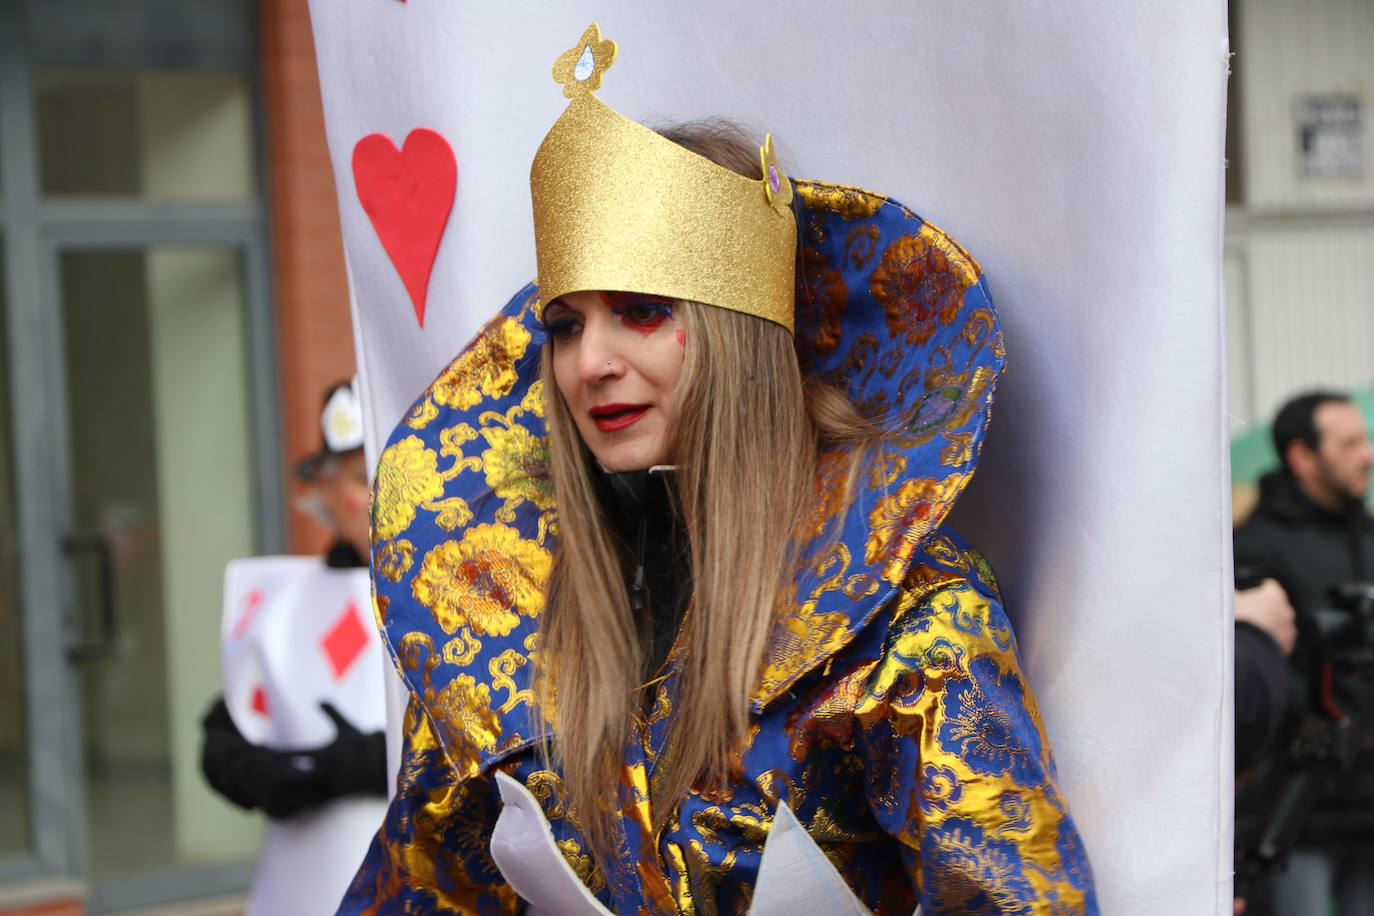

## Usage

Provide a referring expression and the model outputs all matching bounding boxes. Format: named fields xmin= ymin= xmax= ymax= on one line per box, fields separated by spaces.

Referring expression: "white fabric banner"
xmin=306 ymin=3 xmax=1231 ymax=912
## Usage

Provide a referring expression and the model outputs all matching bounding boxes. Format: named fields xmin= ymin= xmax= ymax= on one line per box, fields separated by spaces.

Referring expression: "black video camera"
xmin=1311 ymin=582 xmax=1374 ymax=656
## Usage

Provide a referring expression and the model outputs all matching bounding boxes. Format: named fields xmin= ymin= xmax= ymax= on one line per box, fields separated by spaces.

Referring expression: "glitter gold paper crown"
xmin=530 ymin=24 xmax=798 ymax=331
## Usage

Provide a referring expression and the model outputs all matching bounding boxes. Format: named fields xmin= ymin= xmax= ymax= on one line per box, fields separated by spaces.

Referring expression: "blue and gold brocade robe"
xmin=342 ymin=181 xmax=1099 ymax=915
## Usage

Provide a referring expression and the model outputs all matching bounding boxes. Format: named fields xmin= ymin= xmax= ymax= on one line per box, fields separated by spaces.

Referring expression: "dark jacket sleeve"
xmin=200 ymin=696 xmax=387 ymax=819
xmin=201 ymin=696 xmax=321 ymax=817
xmin=1235 ymin=623 xmax=1300 ymax=773
xmin=1234 ymin=520 xmax=1280 ymax=585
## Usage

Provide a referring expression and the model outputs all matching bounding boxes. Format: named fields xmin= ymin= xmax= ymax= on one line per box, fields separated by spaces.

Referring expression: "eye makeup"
xmin=542 ymin=292 xmax=677 ymax=341
xmin=540 ymin=306 xmax=581 ymax=340
xmin=605 ymin=292 xmax=675 ymax=336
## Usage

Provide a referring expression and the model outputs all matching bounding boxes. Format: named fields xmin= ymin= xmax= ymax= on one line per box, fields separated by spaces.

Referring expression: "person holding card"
xmin=201 ymin=380 xmax=385 ymax=821
xmin=344 ymin=24 xmax=1097 ymax=915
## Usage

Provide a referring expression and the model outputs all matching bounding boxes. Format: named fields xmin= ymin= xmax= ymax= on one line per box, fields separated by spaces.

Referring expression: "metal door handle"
xmin=61 ymin=531 xmax=119 ymax=661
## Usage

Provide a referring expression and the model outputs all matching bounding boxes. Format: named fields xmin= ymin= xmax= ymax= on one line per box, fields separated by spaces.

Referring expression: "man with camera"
xmin=1234 ymin=390 xmax=1374 ymax=915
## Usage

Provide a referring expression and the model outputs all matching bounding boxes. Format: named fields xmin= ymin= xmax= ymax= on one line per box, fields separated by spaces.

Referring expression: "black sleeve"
xmin=1235 ymin=623 xmax=1300 ymax=773
xmin=200 ymin=697 xmax=329 ymax=818
xmin=310 ymin=702 xmax=389 ymax=798
xmin=1234 ymin=521 xmax=1279 ymax=586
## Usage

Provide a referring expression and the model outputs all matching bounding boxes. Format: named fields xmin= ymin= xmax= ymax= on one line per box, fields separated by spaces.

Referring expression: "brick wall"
xmin=0 ymin=900 xmax=81 ymax=916
xmin=259 ymin=0 xmax=355 ymax=556
xmin=0 ymin=879 xmax=83 ymax=916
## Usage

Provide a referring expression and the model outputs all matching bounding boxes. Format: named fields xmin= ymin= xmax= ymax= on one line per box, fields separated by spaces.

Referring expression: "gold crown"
xmin=530 ymin=24 xmax=798 ymax=331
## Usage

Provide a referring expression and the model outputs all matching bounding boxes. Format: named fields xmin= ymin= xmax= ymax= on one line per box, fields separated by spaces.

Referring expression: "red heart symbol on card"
xmin=352 ymin=128 xmax=456 ymax=328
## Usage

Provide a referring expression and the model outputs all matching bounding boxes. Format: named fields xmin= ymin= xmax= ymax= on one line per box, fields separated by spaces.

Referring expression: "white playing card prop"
xmin=222 ymin=556 xmax=385 ymax=747
xmin=220 ymin=556 xmax=388 ymax=915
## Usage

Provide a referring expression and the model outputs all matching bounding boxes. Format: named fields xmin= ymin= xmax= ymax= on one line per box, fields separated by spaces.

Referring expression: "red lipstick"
xmin=590 ymin=403 xmax=649 ymax=432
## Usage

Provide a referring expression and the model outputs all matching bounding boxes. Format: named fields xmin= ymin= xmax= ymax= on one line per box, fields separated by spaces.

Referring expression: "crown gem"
xmin=574 ymin=46 xmax=595 ymax=81
xmin=768 ymin=164 xmax=781 ymax=193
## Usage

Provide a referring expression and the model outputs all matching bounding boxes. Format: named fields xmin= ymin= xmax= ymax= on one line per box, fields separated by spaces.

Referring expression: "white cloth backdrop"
xmin=307 ymin=3 xmax=1232 ymax=912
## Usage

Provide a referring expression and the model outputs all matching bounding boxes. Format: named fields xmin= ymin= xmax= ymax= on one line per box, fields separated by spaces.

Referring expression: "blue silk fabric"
xmin=341 ymin=181 xmax=1099 ymax=915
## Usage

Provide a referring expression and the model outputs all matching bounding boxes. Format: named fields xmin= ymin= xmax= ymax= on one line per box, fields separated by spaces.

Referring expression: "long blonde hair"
xmin=535 ymin=123 xmax=880 ymax=859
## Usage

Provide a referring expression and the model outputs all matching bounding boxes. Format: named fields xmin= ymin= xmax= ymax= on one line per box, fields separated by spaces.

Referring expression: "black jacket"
xmin=1234 ymin=471 xmax=1374 ymax=839
xmin=594 ymin=468 xmax=690 ymax=671
xmin=1235 ymin=621 xmax=1299 ymax=774
xmin=1234 ymin=471 xmax=1374 ymax=624
xmin=200 ymin=540 xmax=387 ymax=819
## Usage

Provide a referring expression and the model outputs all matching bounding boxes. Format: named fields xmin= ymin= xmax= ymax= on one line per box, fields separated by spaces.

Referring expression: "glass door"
xmin=53 ymin=244 xmax=265 ymax=907
xmin=0 ymin=257 xmax=33 ymax=866
xmin=2 ymin=3 xmax=282 ymax=908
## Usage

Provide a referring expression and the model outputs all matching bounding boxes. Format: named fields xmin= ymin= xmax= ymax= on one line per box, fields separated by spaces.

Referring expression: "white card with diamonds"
xmin=221 ymin=556 xmax=384 ymax=749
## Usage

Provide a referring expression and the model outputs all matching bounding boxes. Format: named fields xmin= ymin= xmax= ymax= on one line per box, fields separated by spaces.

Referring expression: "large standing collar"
xmin=369 ymin=180 xmax=1004 ymax=775
xmin=754 ymin=180 xmax=1003 ymax=705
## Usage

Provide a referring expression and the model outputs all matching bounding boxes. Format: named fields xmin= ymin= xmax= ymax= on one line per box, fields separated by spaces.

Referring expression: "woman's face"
xmin=544 ymin=290 xmax=687 ymax=471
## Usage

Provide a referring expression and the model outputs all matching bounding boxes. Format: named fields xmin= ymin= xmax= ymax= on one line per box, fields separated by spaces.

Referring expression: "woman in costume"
xmin=344 ymin=24 xmax=1097 ymax=916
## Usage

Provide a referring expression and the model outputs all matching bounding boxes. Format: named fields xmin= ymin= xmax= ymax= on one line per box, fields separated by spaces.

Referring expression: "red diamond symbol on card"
xmin=250 ymin=685 xmax=270 ymax=717
xmin=321 ymin=600 xmax=369 ymax=681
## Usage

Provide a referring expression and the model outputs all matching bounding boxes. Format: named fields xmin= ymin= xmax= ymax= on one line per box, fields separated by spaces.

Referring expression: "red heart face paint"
xmin=675 ymin=328 xmax=687 ymax=347
xmin=544 ymin=290 xmax=686 ymax=471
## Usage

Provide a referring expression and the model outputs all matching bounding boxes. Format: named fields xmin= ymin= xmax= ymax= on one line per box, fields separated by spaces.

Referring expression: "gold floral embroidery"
xmin=557 ymin=837 xmax=606 ymax=893
xmin=489 ymin=647 xmax=536 ymax=714
xmin=923 ymin=822 xmax=1034 ymax=913
xmin=526 ymin=769 xmax=568 ymax=820
xmin=373 ymin=436 xmax=445 ymax=542
xmin=404 ymin=397 xmax=440 ymax=429
xmin=865 ymin=474 xmax=968 ymax=584
xmin=866 ymin=449 xmax=909 ymax=490
xmin=941 ymin=430 xmax=976 ymax=467
xmin=482 ymin=422 xmax=554 ymax=514
xmin=426 ymin=673 xmax=499 ymax=774
xmin=787 ymin=665 xmax=871 ymax=762
xmin=924 ymin=535 xmax=969 ymax=572
xmin=756 ymin=603 xmax=851 ymax=700
xmin=962 ymin=306 xmax=998 ymax=351
xmin=430 ymin=318 xmax=532 ymax=412
xmin=795 ymin=181 xmax=885 ymax=221
xmin=412 ymin=523 xmax=552 ymax=635
xmin=870 ymin=226 xmax=980 ymax=348
xmin=797 ymin=246 xmax=849 ymax=360
xmin=374 ymin=539 xmax=415 ymax=583
xmin=441 ymin=629 xmax=483 ymax=666
xmin=395 ymin=631 xmax=441 ymax=683
xmin=809 ymin=449 xmax=856 ymax=541
xmin=845 ymin=223 xmax=882 ymax=271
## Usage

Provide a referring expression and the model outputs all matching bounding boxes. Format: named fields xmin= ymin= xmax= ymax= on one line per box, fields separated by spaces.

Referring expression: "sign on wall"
xmin=1296 ymin=93 xmax=1366 ymax=179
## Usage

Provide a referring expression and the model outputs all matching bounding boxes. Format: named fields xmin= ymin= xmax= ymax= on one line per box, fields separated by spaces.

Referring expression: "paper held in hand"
xmin=490 ymin=771 xmax=908 ymax=916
